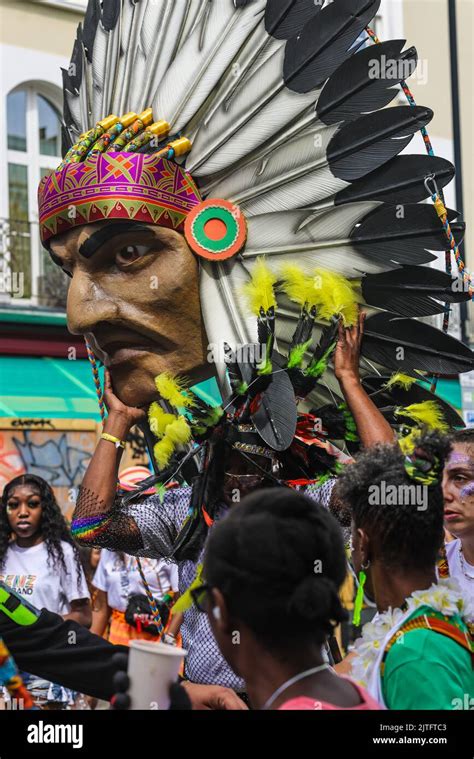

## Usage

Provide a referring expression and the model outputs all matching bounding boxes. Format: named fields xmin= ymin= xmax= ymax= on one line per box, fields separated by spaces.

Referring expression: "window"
xmin=7 ymin=164 xmax=31 ymax=299
xmin=4 ymin=84 xmax=67 ymax=307
xmin=38 ymin=95 xmax=61 ymax=156
xmin=7 ymin=91 xmax=27 ymax=152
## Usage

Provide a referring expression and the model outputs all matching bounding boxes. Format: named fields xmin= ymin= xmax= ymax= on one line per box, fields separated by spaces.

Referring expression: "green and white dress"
xmin=351 ymin=578 xmax=474 ymax=709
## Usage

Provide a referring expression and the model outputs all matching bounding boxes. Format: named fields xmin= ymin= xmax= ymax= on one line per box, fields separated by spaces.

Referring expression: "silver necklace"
xmin=459 ymin=545 xmax=474 ymax=581
xmin=261 ymin=663 xmax=331 ymax=711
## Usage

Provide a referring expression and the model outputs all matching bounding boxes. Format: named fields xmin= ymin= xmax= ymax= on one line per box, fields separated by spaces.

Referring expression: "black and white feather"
xmin=61 ymin=0 xmax=472 ymax=400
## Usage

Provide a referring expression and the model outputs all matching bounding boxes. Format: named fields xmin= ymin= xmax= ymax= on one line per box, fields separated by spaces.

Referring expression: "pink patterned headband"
xmin=38 ymin=151 xmax=202 ymax=244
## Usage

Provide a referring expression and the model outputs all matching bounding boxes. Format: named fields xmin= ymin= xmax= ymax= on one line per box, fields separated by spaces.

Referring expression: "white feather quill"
xmin=152 ymin=0 xmax=266 ymax=133
xmin=130 ymin=0 xmax=192 ymax=113
xmin=64 ymin=88 xmax=82 ymax=135
xmin=188 ymin=43 xmax=317 ymax=176
xmin=176 ymin=0 xmax=208 ymax=53
xmin=242 ymin=204 xmax=397 ymax=277
xmin=100 ymin=5 xmax=122 ymax=118
xmin=110 ymin=0 xmax=134 ymax=114
xmin=197 ymin=22 xmax=282 ymax=131
xmin=91 ymin=16 xmax=108 ymax=123
xmin=207 ymin=124 xmax=348 ymax=215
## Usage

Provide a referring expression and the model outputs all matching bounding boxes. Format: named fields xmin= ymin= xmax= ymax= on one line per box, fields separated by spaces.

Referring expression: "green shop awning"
xmin=0 ymin=357 xmax=222 ymax=420
xmin=0 ymin=356 xmax=103 ymax=419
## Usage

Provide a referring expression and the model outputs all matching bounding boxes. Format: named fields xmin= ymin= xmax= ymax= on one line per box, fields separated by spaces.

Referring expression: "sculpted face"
xmin=49 ymin=221 xmax=211 ymax=407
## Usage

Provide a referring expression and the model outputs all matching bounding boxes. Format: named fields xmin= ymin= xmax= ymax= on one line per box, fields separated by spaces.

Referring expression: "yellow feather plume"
xmin=165 ymin=416 xmax=192 ymax=446
xmin=280 ymin=264 xmax=318 ymax=307
xmin=153 ymin=437 xmax=175 ymax=470
xmin=148 ymin=402 xmax=177 ymax=439
xmin=243 ymin=257 xmax=277 ymax=315
xmin=384 ymin=372 xmax=417 ymax=391
xmin=395 ymin=401 xmax=449 ymax=432
xmin=155 ymin=373 xmax=194 ymax=409
xmin=150 ymin=413 xmax=191 ymax=470
xmin=312 ymin=269 xmax=358 ymax=326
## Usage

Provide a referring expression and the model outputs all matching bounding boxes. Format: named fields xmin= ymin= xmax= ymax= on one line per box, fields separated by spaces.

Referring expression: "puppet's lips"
xmin=95 ymin=328 xmax=175 ymax=364
xmin=106 ymin=344 xmax=170 ymax=365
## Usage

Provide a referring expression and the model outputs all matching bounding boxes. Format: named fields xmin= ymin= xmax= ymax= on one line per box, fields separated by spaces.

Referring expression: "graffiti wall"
xmin=0 ymin=418 xmax=150 ymax=520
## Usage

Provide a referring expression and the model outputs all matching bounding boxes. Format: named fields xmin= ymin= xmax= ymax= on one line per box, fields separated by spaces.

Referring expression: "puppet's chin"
xmin=109 ymin=351 xmax=216 ymax=408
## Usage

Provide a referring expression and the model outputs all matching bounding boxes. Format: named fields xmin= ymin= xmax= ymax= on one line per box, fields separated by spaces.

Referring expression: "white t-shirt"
xmin=92 ymin=549 xmax=178 ymax=612
xmin=0 ymin=540 xmax=90 ymax=615
xmin=445 ymin=538 xmax=474 ymax=602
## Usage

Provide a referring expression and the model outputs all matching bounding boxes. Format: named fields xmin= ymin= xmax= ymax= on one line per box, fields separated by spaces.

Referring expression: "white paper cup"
xmin=127 ymin=640 xmax=187 ymax=710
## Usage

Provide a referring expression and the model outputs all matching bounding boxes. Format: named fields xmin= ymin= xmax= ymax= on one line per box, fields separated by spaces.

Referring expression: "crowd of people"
xmin=0 ymin=474 xmax=178 ymax=709
xmin=4 ymin=0 xmax=471 ymax=719
xmin=0 ymin=368 xmax=472 ymax=711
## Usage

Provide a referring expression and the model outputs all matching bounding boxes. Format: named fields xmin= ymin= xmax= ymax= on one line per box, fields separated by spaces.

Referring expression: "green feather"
xmin=338 ymin=403 xmax=359 ymax=442
xmin=305 ymin=342 xmax=337 ymax=378
xmin=287 ymin=339 xmax=312 ymax=369
xmin=257 ymin=333 xmax=274 ymax=375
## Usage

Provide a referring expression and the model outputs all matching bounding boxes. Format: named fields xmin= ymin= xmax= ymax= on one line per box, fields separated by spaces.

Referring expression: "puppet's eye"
xmin=116 ymin=245 xmax=150 ymax=266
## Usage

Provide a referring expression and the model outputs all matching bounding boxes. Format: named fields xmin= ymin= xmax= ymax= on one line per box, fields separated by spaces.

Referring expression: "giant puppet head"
xmin=40 ymin=151 xmax=212 ymax=406
xmin=39 ymin=0 xmax=472 ymax=422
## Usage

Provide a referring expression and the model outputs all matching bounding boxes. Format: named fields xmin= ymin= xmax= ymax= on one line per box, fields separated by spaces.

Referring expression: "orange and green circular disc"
xmin=184 ymin=199 xmax=247 ymax=260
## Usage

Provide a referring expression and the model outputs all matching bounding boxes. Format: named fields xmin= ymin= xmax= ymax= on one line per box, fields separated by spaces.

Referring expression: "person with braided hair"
xmin=338 ymin=433 xmax=474 ymax=710
xmin=194 ymin=487 xmax=380 ymax=710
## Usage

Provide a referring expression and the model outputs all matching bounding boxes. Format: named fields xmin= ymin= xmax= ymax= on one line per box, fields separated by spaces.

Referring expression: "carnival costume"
xmin=36 ymin=0 xmax=474 ymax=688
xmin=351 ymin=577 xmax=474 ymax=709
xmin=38 ymin=0 xmax=472 ymax=465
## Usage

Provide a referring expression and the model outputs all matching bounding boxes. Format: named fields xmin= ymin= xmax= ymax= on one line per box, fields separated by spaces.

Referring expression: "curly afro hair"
xmin=336 ymin=431 xmax=451 ymax=572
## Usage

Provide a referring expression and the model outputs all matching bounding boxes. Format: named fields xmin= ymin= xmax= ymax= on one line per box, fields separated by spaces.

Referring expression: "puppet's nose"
xmin=67 ymin=269 xmax=119 ymax=335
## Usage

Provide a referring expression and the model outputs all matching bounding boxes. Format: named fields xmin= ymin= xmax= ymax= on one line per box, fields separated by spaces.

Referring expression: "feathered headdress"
xmin=38 ymin=0 xmax=473 ymax=415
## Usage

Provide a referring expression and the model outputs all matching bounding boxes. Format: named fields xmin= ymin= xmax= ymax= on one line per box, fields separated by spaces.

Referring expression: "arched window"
xmin=5 ymin=83 xmax=66 ymax=306
xmin=38 ymin=94 xmax=62 ymax=156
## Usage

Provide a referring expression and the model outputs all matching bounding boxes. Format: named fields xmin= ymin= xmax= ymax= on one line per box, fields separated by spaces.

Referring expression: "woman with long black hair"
xmin=0 ymin=474 xmax=91 ymax=708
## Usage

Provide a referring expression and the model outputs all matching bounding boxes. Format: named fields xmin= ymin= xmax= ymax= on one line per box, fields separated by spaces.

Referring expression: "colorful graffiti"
xmin=0 ymin=419 xmax=150 ymax=518
xmin=13 ymin=432 xmax=91 ymax=487
xmin=0 ymin=423 xmax=95 ymax=518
